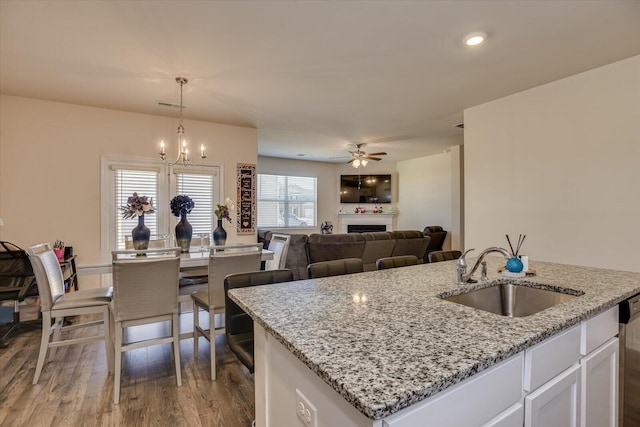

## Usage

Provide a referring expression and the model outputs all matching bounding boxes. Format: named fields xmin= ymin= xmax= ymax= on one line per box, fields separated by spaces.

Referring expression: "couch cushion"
xmin=308 ymin=233 xmax=366 ymax=264
xmin=391 ymin=230 xmax=430 ymax=262
xmin=360 ymin=232 xmax=396 ymax=271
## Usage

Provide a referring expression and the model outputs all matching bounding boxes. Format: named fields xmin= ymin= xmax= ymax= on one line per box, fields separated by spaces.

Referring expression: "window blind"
xmin=114 ymin=169 xmax=159 ymax=249
xmin=175 ymin=172 xmax=215 ymax=235
xmin=257 ymin=174 xmax=317 ymax=228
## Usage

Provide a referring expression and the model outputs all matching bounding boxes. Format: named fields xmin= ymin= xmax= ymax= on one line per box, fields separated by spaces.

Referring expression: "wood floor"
xmin=0 ymin=314 xmax=255 ymax=427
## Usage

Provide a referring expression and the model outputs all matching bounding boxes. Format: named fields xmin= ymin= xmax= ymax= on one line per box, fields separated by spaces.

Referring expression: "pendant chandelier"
xmin=158 ymin=77 xmax=206 ymax=166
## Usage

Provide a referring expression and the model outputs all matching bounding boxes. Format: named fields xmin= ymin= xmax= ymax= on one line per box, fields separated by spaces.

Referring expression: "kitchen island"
xmin=229 ymin=258 xmax=640 ymax=426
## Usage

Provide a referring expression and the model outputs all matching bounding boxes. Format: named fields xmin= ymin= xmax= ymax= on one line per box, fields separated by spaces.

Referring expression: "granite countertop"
xmin=228 ymin=258 xmax=640 ymax=420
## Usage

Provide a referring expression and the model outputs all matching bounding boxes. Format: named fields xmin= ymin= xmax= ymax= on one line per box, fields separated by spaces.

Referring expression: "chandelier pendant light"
xmin=158 ymin=77 xmax=206 ymax=166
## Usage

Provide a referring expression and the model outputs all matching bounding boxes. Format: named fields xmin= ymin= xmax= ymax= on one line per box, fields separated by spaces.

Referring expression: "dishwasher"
xmin=620 ymin=293 xmax=640 ymax=427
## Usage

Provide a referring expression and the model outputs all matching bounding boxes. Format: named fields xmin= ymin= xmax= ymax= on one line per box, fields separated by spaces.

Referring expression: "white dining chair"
xmin=264 ymin=233 xmax=291 ymax=271
xmin=110 ymin=247 xmax=182 ymax=404
xmin=192 ymin=243 xmax=262 ymax=380
xmin=27 ymin=243 xmax=113 ymax=385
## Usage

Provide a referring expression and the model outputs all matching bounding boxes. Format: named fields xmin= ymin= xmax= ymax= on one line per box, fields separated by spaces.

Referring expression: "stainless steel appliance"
xmin=620 ymin=293 xmax=640 ymax=427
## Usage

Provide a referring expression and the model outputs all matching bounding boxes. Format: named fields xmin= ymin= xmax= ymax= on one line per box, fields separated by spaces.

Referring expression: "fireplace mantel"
xmin=338 ymin=212 xmax=396 ymax=233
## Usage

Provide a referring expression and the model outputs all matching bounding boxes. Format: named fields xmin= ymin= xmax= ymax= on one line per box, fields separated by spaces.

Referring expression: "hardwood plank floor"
xmin=0 ymin=314 xmax=255 ymax=427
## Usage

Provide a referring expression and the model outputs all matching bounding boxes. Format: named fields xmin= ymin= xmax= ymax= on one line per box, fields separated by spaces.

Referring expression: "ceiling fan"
xmin=348 ymin=143 xmax=387 ymax=168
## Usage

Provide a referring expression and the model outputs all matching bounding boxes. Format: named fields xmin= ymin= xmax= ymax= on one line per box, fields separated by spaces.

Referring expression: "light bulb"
xmin=361 ymin=159 xmax=368 ymax=167
xmin=352 ymin=159 xmax=360 ymax=168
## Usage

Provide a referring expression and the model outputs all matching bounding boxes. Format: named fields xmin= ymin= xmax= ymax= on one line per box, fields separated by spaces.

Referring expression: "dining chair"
xmin=110 ymin=247 xmax=182 ymax=404
xmin=264 ymin=233 xmax=291 ymax=271
xmin=192 ymin=243 xmax=262 ymax=380
xmin=307 ymin=258 xmax=364 ymax=279
xmin=376 ymin=255 xmax=419 ymax=270
xmin=27 ymin=242 xmax=113 ymax=385
xmin=224 ymin=269 xmax=294 ymax=372
xmin=428 ymin=250 xmax=463 ymax=263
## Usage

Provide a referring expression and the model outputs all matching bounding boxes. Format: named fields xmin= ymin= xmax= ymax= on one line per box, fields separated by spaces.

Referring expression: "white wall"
xmin=464 ymin=55 xmax=639 ymax=272
xmin=396 ymin=147 xmax=464 ymax=250
xmin=0 ymin=95 xmax=257 ymax=268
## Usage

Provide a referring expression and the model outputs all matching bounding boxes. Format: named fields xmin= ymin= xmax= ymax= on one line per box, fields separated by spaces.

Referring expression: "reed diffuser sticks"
xmin=506 ymin=234 xmax=526 ymax=257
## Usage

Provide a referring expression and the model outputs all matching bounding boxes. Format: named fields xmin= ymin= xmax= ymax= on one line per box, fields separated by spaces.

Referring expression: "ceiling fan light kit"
xmin=348 ymin=144 xmax=387 ymax=168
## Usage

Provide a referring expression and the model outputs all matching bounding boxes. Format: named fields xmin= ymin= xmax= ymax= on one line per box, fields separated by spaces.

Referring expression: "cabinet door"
xmin=581 ymin=338 xmax=618 ymax=427
xmin=525 ymin=364 xmax=581 ymax=427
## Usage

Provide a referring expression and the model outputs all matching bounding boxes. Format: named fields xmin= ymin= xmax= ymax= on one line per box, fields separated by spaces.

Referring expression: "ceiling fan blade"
xmin=367 ymin=157 xmax=382 ymax=161
xmin=366 ymin=152 xmax=387 ymax=156
xmin=347 ymin=159 xmax=355 ymax=164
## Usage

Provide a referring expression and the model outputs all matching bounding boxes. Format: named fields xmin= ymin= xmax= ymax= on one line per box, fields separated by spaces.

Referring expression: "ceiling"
xmin=1 ymin=1 xmax=639 ymax=164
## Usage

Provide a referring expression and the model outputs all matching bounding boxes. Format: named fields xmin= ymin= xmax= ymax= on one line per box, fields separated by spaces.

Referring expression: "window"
xmin=101 ymin=156 xmax=222 ymax=256
xmin=257 ymin=174 xmax=317 ymax=228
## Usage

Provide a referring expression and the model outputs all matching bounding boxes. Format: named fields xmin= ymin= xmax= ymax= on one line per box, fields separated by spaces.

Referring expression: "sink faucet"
xmin=455 ymin=247 xmax=512 ymax=285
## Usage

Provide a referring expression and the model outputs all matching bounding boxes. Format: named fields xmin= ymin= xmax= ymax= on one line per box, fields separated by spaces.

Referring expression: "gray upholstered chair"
xmin=192 ymin=243 xmax=263 ymax=380
xmin=307 ymin=258 xmax=364 ymax=279
xmin=428 ymin=250 xmax=463 ymax=263
xmin=264 ymin=233 xmax=291 ymax=271
xmin=224 ymin=269 xmax=294 ymax=372
xmin=376 ymin=255 xmax=419 ymax=270
xmin=27 ymin=243 xmax=113 ymax=385
xmin=111 ymin=248 xmax=182 ymax=404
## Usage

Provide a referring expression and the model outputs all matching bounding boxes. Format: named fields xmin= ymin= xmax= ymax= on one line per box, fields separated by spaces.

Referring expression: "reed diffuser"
xmin=505 ymin=234 xmax=526 ymax=273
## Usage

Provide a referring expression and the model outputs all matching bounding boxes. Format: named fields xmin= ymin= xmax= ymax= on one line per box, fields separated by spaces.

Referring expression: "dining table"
xmin=78 ymin=247 xmax=274 ymax=276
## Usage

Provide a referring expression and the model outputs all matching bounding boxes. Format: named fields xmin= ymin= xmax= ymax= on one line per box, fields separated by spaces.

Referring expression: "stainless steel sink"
xmin=440 ymin=283 xmax=582 ymax=317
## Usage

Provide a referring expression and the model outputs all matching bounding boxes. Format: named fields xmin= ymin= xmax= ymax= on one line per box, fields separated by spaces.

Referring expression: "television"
xmin=340 ymin=174 xmax=391 ymax=204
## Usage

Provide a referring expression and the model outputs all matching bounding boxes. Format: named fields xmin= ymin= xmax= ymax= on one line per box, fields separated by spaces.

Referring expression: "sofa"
xmin=260 ymin=230 xmax=430 ymax=280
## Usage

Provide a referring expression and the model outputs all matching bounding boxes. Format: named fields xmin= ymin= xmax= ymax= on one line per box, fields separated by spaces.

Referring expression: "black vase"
xmin=175 ymin=212 xmax=193 ymax=253
xmin=132 ymin=214 xmax=150 ymax=250
xmin=213 ymin=219 xmax=227 ymax=246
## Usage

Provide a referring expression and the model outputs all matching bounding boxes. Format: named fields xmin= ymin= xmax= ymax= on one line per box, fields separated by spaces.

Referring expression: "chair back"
xmin=307 ymin=258 xmax=364 ymax=279
xmin=224 ymin=269 xmax=293 ymax=372
xmin=27 ymin=243 xmax=65 ymax=311
xmin=265 ymin=233 xmax=291 ymax=270
xmin=124 ymin=235 xmax=169 ymax=249
xmin=429 ymin=250 xmax=463 ymax=263
xmin=207 ymin=244 xmax=263 ymax=310
xmin=111 ymin=248 xmax=181 ymax=322
xmin=376 ymin=255 xmax=419 ymax=270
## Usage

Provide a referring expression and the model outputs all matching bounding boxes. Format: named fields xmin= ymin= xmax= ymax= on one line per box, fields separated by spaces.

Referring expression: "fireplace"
xmin=338 ymin=212 xmax=395 ymax=233
xmin=347 ymin=224 xmax=387 ymax=233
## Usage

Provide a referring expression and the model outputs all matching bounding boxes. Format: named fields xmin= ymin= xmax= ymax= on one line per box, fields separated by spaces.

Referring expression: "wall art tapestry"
xmin=237 ymin=163 xmax=256 ymax=234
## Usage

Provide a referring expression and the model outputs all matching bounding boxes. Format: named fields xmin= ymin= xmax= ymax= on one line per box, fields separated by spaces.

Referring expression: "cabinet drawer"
xmin=580 ymin=306 xmax=618 ymax=356
xmin=383 ymin=354 xmax=523 ymax=427
xmin=524 ymin=325 xmax=580 ymax=391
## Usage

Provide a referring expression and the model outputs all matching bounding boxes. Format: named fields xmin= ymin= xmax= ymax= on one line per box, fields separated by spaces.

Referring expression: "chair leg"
xmin=172 ymin=313 xmax=182 ymax=387
xmin=103 ymin=307 xmax=114 ymax=374
xmin=193 ymin=303 xmax=200 ymax=358
xmin=49 ymin=316 xmax=63 ymax=361
xmin=209 ymin=308 xmax=216 ymax=381
xmin=33 ymin=311 xmax=52 ymax=385
xmin=113 ymin=321 xmax=123 ymax=405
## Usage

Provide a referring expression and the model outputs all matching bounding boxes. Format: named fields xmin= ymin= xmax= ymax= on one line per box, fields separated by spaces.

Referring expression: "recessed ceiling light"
xmin=463 ymin=32 xmax=488 ymax=47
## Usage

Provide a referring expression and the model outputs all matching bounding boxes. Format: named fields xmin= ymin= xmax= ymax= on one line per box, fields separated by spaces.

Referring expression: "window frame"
xmin=100 ymin=155 xmax=224 ymax=259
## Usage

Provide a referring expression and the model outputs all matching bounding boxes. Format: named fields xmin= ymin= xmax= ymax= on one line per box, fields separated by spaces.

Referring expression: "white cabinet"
xmin=525 ymin=364 xmax=581 ymax=427
xmin=580 ymin=337 xmax=618 ymax=427
xmin=482 ymin=402 xmax=524 ymax=427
